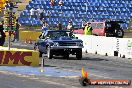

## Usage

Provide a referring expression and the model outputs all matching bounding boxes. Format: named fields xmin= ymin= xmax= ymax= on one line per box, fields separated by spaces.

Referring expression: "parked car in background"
xmin=34 ymin=30 xmax=84 ymax=60
xmin=73 ymin=21 xmax=125 ymax=38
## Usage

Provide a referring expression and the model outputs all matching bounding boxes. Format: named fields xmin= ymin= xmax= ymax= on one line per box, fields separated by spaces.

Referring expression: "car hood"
xmin=49 ymin=36 xmax=82 ymax=42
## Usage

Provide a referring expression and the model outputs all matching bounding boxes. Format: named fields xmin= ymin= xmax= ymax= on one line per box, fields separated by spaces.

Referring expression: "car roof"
xmin=105 ymin=21 xmax=125 ymax=23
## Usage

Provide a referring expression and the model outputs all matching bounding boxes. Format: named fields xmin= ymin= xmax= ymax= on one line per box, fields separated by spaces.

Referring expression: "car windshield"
xmin=46 ymin=31 xmax=75 ymax=39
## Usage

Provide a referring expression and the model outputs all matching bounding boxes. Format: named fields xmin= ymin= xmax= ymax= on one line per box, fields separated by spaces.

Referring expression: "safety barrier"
xmin=0 ymin=47 xmax=39 ymax=66
xmin=19 ymin=31 xmax=41 ymax=41
xmin=75 ymin=34 xmax=132 ymax=59
xmin=118 ymin=38 xmax=132 ymax=58
xmin=5 ymin=31 xmax=41 ymax=41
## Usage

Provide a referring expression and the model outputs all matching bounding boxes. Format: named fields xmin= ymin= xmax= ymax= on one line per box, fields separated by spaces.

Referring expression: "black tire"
xmin=47 ymin=46 xmax=53 ymax=59
xmin=79 ymin=77 xmax=90 ymax=86
xmin=105 ymin=33 xmax=111 ymax=37
xmin=76 ymin=49 xmax=82 ymax=60
xmin=116 ymin=29 xmax=124 ymax=38
xmin=63 ymin=52 xmax=69 ymax=59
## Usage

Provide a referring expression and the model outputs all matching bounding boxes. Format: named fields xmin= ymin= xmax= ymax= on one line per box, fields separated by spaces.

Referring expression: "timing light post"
xmin=5 ymin=2 xmax=17 ymax=50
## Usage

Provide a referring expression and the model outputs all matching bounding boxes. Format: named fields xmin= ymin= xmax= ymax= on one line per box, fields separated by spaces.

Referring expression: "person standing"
xmin=0 ymin=22 xmax=6 ymax=46
xmin=37 ymin=8 xmax=45 ymax=21
xmin=84 ymin=22 xmax=93 ymax=35
xmin=30 ymin=8 xmax=35 ymax=18
xmin=67 ymin=21 xmax=74 ymax=31
xmin=50 ymin=0 xmax=55 ymax=6
xmin=57 ymin=22 xmax=62 ymax=30
xmin=12 ymin=19 xmax=20 ymax=42
xmin=42 ymin=21 xmax=49 ymax=32
xmin=82 ymin=21 xmax=86 ymax=30
xmin=59 ymin=0 xmax=63 ymax=6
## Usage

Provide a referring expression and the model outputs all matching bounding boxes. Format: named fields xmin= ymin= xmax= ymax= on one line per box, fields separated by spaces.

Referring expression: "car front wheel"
xmin=76 ymin=49 xmax=82 ymax=60
xmin=63 ymin=51 xmax=69 ymax=59
xmin=47 ymin=46 xmax=53 ymax=59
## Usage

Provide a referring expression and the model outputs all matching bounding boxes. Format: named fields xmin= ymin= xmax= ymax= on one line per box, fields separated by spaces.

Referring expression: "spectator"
xmin=37 ymin=8 xmax=45 ymax=20
xmin=67 ymin=21 xmax=74 ymax=31
xmin=50 ymin=0 xmax=55 ymax=6
xmin=47 ymin=11 xmax=51 ymax=18
xmin=84 ymin=22 xmax=93 ymax=35
xmin=57 ymin=22 xmax=62 ymax=30
xmin=0 ymin=22 xmax=6 ymax=46
xmin=4 ymin=1 xmax=10 ymax=10
xmin=82 ymin=21 xmax=86 ymax=30
xmin=42 ymin=21 xmax=49 ymax=32
xmin=12 ymin=19 xmax=21 ymax=42
xmin=30 ymin=8 xmax=35 ymax=18
xmin=59 ymin=0 xmax=63 ymax=6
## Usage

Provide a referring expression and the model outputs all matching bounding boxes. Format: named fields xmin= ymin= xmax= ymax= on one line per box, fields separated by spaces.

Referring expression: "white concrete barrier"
xmin=83 ymin=35 xmax=93 ymax=53
xmin=75 ymin=34 xmax=132 ymax=59
xmin=92 ymin=36 xmax=117 ymax=56
xmin=118 ymin=38 xmax=132 ymax=58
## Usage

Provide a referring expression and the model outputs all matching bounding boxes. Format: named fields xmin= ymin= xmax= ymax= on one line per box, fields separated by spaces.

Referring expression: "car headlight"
xmin=76 ymin=42 xmax=83 ymax=46
xmin=53 ymin=42 xmax=59 ymax=46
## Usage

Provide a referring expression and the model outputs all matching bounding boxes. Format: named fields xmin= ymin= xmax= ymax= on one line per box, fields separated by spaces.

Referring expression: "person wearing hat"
xmin=67 ymin=21 xmax=74 ymax=31
xmin=84 ymin=22 xmax=93 ymax=35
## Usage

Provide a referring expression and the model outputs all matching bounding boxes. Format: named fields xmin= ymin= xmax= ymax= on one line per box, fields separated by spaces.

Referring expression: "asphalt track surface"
xmin=1 ymin=41 xmax=132 ymax=88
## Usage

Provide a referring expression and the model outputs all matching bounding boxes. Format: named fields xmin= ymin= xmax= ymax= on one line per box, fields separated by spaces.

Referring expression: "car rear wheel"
xmin=116 ymin=29 xmax=124 ymax=38
xmin=47 ymin=47 xmax=53 ymax=59
xmin=76 ymin=49 xmax=82 ymax=60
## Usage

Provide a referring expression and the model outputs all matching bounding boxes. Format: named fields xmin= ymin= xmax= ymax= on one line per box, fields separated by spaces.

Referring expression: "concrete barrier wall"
xmin=75 ymin=34 xmax=132 ymax=59
xmin=19 ymin=31 xmax=41 ymax=41
xmin=5 ymin=31 xmax=41 ymax=41
xmin=0 ymin=47 xmax=39 ymax=66
xmin=118 ymin=38 xmax=132 ymax=58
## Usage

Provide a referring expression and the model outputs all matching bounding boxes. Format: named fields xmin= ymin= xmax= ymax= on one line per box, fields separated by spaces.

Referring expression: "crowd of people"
xmin=0 ymin=0 xmax=93 ymax=46
xmin=40 ymin=19 xmax=93 ymax=36
xmin=29 ymin=0 xmax=93 ymax=35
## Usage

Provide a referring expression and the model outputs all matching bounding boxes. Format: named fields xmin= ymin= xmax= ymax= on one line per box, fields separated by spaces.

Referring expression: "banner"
xmin=0 ymin=50 xmax=39 ymax=66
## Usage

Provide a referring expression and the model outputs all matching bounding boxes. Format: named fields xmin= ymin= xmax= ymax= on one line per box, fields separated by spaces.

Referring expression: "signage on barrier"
xmin=0 ymin=51 xmax=32 ymax=66
xmin=127 ymin=40 xmax=132 ymax=55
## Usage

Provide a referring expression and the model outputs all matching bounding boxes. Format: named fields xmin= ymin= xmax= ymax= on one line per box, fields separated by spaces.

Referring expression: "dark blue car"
xmin=34 ymin=30 xmax=84 ymax=59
